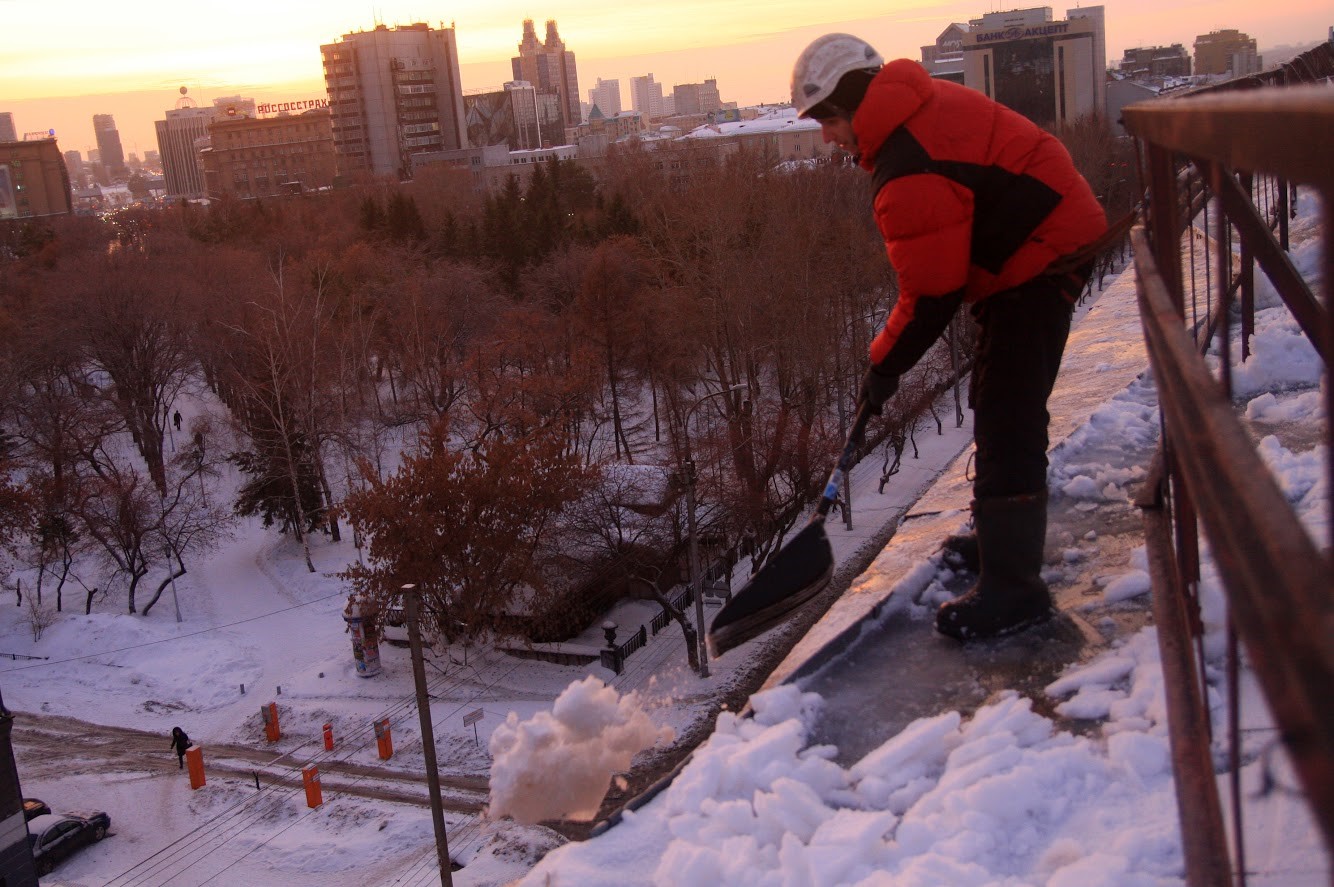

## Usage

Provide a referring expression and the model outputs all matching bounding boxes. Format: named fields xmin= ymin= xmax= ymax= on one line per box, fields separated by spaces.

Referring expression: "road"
xmin=12 ymin=710 xmax=489 ymax=814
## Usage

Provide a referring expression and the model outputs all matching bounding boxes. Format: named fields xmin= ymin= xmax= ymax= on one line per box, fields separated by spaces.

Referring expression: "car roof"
xmin=26 ymin=814 xmax=69 ymax=832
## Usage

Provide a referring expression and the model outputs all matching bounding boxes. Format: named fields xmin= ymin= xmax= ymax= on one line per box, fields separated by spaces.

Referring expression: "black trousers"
xmin=969 ymin=274 xmax=1078 ymax=499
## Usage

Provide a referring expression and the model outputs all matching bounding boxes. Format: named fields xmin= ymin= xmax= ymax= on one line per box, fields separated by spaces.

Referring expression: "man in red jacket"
xmin=792 ymin=34 xmax=1108 ymax=641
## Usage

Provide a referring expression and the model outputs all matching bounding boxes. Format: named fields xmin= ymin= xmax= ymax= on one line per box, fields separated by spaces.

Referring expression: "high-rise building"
xmin=630 ymin=74 xmax=667 ymax=121
xmin=511 ymin=19 xmax=581 ymax=133
xmin=321 ymin=22 xmax=469 ymax=180
xmin=93 ymin=114 xmax=127 ymax=179
xmin=0 ymin=113 xmax=17 ymax=143
xmin=671 ymin=79 xmax=723 ymax=116
xmin=588 ymin=77 xmax=621 ymax=117
xmin=961 ymin=5 xmax=1106 ymax=127
xmin=63 ymin=149 xmax=86 ymax=189
xmin=1193 ymin=29 xmax=1261 ymax=76
xmin=155 ymin=91 xmax=218 ymax=198
xmin=464 ymin=81 xmax=544 ymax=151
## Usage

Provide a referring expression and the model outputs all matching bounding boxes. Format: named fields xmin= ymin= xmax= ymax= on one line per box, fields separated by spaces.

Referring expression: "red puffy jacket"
xmin=854 ymin=60 xmax=1107 ymax=366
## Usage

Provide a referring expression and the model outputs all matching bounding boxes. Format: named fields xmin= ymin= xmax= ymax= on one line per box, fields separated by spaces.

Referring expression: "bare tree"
xmin=211 ymin=253 xmax=340 ymax=571
xmin=139 ymin=442 xmax=235 ymax=616
xmin=73 ymin=458 xmax=156 ymax=614
xmin=572 ymin=237 xmax=655 ymax=462
xmin=69 ymin=251 xmax=195 ymax=495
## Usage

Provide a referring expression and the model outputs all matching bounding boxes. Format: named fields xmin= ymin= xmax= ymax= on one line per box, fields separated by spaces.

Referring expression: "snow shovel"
xmin=707 ymin=402 xmax=875 ymax=657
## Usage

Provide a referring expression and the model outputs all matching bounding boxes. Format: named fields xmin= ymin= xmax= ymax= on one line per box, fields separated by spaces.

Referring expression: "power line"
xmin=103 ymin=643 xmax=520 ymax=886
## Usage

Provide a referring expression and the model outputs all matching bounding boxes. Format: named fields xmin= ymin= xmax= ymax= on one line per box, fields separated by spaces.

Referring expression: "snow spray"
xmin=487 ymin=676 xmax=674 ymax=824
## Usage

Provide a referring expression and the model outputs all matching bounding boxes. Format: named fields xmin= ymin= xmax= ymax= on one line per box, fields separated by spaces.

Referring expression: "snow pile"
xmin=520 ymin=683 xmax=1184 ymax=885
xmin=488 ymin=676 xmax=675 ymax=824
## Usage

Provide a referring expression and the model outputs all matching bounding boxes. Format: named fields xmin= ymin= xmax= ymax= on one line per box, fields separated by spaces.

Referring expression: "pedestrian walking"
xmin=790 ymin=36 xmax=1108 ymax=641
xmin=169 ymin=726 xmax=191 ymax=769
xmin=173 ymin=410 xmax=182 ymax=431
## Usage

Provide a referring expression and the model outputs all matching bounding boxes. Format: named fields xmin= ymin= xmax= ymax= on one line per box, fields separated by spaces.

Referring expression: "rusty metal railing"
xmin=1124 ymin=59 xmax=1333 ymax=886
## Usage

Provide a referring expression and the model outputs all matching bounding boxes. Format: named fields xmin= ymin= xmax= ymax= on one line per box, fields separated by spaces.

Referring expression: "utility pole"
xmin=403 ymin=584 xmax=453 ymax=886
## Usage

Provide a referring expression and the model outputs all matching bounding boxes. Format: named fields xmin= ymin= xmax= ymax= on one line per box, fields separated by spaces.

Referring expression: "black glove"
xmin=858 ymin=365 xmax=899 ymax=415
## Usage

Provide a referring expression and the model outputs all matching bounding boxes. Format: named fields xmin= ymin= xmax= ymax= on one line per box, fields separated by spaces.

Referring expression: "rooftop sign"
xmin=257 ymin=99 xmax=329 ymax=116
xmin=974 ymin=22 xmax=1072 ymax=43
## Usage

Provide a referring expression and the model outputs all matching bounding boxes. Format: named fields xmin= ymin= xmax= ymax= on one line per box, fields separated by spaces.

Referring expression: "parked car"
xmin=27 ymin=811 xmax=110 ymax=875
xmin=21 ymin=798 xmax=50 ymax=821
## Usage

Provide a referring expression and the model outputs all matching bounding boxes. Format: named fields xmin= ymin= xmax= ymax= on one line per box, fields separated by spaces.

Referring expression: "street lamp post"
xmin=682 ymin=383 xmax=745 ymax=677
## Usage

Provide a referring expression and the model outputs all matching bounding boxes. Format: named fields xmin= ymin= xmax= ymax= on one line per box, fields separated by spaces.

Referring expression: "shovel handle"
xmin=813 ymin=402 xmax=875 ymax=522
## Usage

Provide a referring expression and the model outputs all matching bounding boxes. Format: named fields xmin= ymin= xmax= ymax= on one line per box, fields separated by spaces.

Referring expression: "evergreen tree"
xmin=386 ymin=192 xmax=426 ymax=242
xmin=358 ymin=196 xmax=385 ymax=235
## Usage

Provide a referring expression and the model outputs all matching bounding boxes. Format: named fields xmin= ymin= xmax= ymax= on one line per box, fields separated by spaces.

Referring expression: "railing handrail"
xmin=1124 ymin=55 xmax=1334 ymax=882
xmin=1123 ymin=84 xmax=1334 ymax=188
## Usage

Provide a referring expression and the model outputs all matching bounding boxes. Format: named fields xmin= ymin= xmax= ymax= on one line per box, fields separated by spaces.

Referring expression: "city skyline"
xmin=2 ymin=0 xmax=1328 ymax=159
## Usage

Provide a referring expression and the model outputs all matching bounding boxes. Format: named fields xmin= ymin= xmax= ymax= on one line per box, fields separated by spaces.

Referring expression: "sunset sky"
xmin=2 ymin=0 xmax=1329 ymax=158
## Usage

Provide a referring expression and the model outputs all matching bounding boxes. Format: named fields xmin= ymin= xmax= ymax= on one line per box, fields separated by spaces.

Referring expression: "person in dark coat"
xmin=169 ymin=726 xmax=191 ymax=769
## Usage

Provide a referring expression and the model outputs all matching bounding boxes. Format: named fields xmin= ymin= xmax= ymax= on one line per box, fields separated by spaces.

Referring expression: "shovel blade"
xmin=707 ymin=522 xmax=834 ymax=657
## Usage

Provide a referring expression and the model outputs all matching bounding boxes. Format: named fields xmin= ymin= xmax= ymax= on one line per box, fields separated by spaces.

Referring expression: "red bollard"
xmin=323 ymin=722 xmax=334 ymax=751
xmin=302 ymin=766 xmax=322 ymax=808
xmin=262 ymin=702 xmax=280 ymax=742
xmin=185 ymin=745 xmax=205 ymax=790
xmin=374 ymin=718 xmax=393 ymax=760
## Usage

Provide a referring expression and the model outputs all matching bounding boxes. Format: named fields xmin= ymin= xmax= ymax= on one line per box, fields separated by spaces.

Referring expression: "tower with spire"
xmin=511 ymin=19 xmax=581 ymax=145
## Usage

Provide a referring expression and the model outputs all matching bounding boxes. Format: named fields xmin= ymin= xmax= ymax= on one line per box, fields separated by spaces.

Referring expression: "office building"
xmin=155 ymin=92 xmax=217 ymax=197
xmin=0 ymin=137 xmax=73 ymax=219
xmin=511 ymin=19 xmax=581 ymax=133
xmin=569 ymin=109 xmax=647 ymax=159
xmin=0 ymin=113 xmax=16 ymax=144
xmin=961 ymin=6 xmax=1106 ymax=127
xmin=201 ymin=109 xmax=335 ymax=199
xmin=321 ymin=22 xmax=468 ymax=180
xmin=630 ymin=74 xmax=668 ymax=121
xmin=93 ymin=114 xmax=127 ymax=179
xmin=1193 ymin=29 xmax=1262 ymax=76
xmin=464 ymin=81 xmax=544 ymax=151
xmin=63 ymin=149 xmax=85 ymax=188
xmin=1118 ymin=45 xmax=1191 ymax=79
xmin=921 ymin=24 xmax=969 ymax=81
xmin=588 ymin=77 xmax=622 ymax=116
xmin=672 ymin=79 xmax=723 ymax=116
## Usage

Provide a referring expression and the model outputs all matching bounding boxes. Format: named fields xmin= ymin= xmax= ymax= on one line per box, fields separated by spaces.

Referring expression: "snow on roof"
xmin=680 ymin=107 xmax=819 ymax=140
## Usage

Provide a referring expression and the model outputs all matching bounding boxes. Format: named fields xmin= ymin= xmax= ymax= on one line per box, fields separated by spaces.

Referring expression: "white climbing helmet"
xmin=790 ymin=33 xmax=884 ymax=118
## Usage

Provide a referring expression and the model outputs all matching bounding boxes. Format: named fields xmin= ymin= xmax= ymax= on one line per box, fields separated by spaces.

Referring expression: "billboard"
xmin=0 ymin=165 xmax=15 ymax=220
xmin=465 ymin=91 xmax=517 ymax=149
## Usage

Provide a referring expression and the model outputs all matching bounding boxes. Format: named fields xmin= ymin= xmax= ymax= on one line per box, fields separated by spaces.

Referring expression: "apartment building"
xmin=321 ymin=23 xmax=468 ymax=180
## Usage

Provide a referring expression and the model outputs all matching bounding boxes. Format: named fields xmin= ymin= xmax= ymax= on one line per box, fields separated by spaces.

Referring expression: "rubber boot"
xmin=936 ymin=493 xmax=1053 ymax=641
